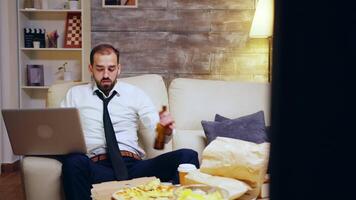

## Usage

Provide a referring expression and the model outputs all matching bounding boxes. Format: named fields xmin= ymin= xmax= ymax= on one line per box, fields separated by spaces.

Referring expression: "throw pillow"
xmin=214 ymin=113 xmax=270 ymax=142
xmin=201 ymin=111 xmax=267 ymax=144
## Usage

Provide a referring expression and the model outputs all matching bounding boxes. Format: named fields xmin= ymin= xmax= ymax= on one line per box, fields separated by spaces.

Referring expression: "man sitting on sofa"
xmin=60 ymin=43 xmax=199 ymax=200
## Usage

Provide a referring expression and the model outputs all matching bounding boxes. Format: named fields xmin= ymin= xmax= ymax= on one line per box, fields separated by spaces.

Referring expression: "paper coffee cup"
xmin=178 ymin=163 xmax=197 ymax=185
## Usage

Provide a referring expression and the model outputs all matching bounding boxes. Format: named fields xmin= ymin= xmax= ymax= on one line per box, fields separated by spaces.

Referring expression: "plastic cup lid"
xmin=178 ymin=163 xmax=197 ymax=172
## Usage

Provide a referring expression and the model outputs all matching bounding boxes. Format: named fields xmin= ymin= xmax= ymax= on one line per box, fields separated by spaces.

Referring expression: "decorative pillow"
xmin=201 ymin=111 xmax=268 ymax=144
xmin=214 ymin=113 xmax=270 ymax=142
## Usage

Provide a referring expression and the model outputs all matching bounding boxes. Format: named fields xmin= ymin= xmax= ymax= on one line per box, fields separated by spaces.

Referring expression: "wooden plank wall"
xmin=91 ymin=0 xmax=269 ymax=84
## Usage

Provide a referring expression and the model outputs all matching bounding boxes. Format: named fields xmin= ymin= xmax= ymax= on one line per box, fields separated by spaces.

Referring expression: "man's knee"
xmin=176 ymin=148 xmax=199 ymax=166
xmin=177 ymin=148 xmax=198 ymax=158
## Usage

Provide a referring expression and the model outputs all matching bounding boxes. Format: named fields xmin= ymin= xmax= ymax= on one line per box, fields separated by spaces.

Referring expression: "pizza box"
xmin=91 ymin=177 xmax=157 ymax=200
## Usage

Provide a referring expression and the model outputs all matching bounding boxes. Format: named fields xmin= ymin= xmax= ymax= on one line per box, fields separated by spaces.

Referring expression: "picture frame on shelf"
xmin=102 ymin=0 xmax=138 ymax=8
xmin=27 ymin=64 xmax=44 ymax=86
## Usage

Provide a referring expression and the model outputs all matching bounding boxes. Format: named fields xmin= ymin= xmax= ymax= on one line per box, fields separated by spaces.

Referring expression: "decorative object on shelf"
xmin=33 ymin=0 xmax=42 ymax=9
xmin=24 ymin=28 xmax=34 ymax=48
xmin=68 ymin=0 xmax=80 ymax=10
xmin=24 ymin=28 xmax=45 ymax=48
xmin=64 ymin=12 xmax=82 ymax=48
xmin=27 ymin=64 xmax=44 ymax=86
xmin=102 ymin=0 xmax=138 ymax=8
xmin=41 ymin=0 xmax=48 ymax=9
xmin=33 ymin=38 xmax=40 ymax=48
xmin=57 ymin=62 xmax=72 ymax=81
xmin=23 ymin=0 xmax=33 ymax=9
xmin=47 ymin=30 xmax=59 ymax=48
xmin=32 ymin=0 xmax=48 ymax=9
xmin=39 ymin=29 xmax=46 ymax=48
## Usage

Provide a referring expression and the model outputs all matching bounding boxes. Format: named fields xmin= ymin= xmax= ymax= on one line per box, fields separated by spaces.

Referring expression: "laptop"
xmin=1 ymin=108 xmax=87 ymax=155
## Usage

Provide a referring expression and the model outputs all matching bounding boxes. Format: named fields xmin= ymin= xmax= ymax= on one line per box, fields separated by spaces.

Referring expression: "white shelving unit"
xmin=21 ymin=47 xmax=82 ymax=51
xmin=19 ymin=9 xmax=81 ymax=12
xmin=17 ymin=0 xmax=90 ymax=108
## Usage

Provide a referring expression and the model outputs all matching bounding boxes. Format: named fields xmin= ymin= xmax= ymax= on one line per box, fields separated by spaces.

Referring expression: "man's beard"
xmin=95 ymin=78 xmax=117 ymax=95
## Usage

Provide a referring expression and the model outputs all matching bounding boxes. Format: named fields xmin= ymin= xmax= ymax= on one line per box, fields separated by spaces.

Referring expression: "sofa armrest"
xmin=21 ymin=156 xmax=64 ymax=200
xmin=172 ymin=130 xmax=207 ymax=163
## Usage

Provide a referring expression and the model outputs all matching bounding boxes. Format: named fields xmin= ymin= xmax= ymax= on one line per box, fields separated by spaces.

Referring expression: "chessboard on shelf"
xmin=64 ymin=12 xmax=82 ymax=48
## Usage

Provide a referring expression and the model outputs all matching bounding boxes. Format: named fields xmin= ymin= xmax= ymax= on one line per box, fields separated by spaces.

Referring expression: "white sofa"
xmin=21 ymin=74 xmax=270 ymax=200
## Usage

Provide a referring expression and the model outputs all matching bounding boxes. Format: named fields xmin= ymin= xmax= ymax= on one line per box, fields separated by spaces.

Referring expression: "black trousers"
xmin=60 ymin=148 xmax=199 ymax=200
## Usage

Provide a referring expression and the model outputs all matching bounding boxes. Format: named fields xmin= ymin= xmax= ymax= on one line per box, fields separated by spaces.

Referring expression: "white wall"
xmin=0 ymin=0 xmax=20 ymax=165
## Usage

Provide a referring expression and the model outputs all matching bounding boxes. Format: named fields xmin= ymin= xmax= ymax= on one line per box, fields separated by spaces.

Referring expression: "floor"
xmin=0 ymin=171 xmax=25 ymax=200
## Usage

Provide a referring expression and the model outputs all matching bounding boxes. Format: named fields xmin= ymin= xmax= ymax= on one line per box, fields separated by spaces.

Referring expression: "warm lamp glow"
xmin=249 ymin=0 xmax=274 ymax=38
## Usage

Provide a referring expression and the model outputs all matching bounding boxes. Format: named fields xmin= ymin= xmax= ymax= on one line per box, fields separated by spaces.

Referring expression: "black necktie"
xmin=95 ymin=90 xmax=128 ymax=180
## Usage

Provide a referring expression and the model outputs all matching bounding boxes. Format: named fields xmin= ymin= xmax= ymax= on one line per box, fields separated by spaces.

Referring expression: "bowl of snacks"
xmin=174 ymin=184 xmax=229 ymax=200
xmin=112 ymin=179 xmax=175 ymax=200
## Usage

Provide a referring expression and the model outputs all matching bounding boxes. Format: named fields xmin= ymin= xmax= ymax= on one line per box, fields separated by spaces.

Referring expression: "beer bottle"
xmin=154 ymin=106 xmax=167 ymax=150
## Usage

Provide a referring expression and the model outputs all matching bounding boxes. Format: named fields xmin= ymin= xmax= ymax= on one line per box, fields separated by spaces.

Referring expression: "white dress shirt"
xmin=60 ymin=81 xmax=160 ymax=158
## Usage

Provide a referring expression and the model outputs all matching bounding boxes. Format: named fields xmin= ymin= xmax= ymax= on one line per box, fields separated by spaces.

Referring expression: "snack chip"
xmin=174 ymin=185 xmax=227 ymax=200
xmin=112 ymin=179 xmax=175 ymax=200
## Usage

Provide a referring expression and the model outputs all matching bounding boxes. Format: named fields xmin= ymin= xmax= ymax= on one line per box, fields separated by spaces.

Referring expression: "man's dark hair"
xmin=90 ymin=44 xmax=120 ymax=65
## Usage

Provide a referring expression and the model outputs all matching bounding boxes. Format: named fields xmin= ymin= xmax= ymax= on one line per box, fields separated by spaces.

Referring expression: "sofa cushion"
xmin=201 ymin=111 xmax=268 ymax=144
xmin=215 ymin=113 xmax=270 ymax=142
xmin=172 ymin=130 xmax=206 ymax=163
xmin=169 ymin=78 xmax=271 ymax=131
xmin=120 ymin=74 xmax=168 ymax=111
xmin=47 ymin=82 xmax=86 ymax=108
xmin=47 ymin=74 xmax=168 ymax=111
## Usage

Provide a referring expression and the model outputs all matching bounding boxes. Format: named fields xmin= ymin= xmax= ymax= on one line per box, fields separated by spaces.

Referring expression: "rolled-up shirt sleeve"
xmin=136 ymin=89 xmax=159 ymax=133
xmin=136 ymin=89 xmax=172 ymax=144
